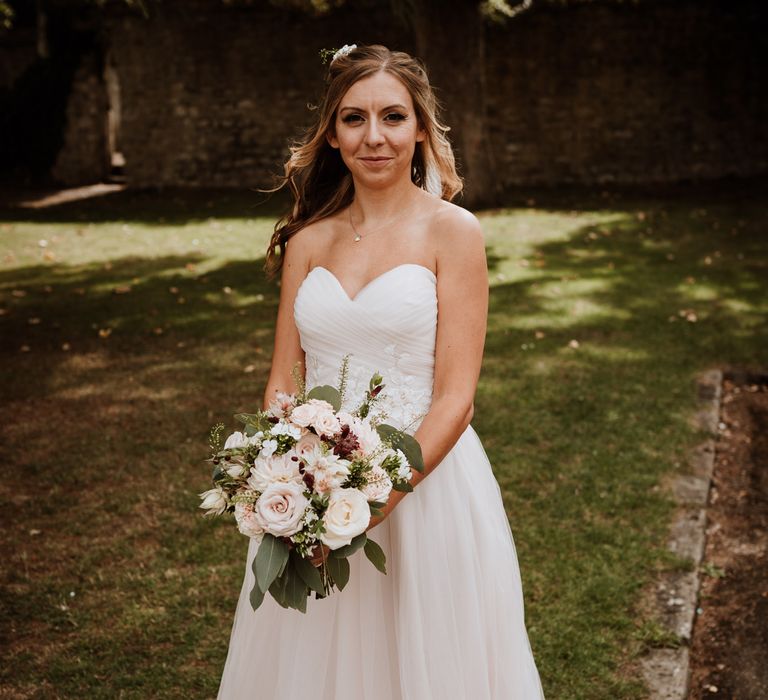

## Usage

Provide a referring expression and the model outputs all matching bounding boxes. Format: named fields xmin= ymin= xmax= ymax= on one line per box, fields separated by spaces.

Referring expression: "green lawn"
xmin=1 ymin=183 xmax=765 ymax=699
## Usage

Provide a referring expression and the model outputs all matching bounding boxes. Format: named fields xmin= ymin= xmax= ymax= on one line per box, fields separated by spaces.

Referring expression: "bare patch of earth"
xmin=687 ymin=375 xmax=768 ymax=700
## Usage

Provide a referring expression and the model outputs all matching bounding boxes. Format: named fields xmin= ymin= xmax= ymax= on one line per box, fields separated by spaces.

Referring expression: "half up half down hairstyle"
xmin=263 ymin=44 xmax=462 ymax=279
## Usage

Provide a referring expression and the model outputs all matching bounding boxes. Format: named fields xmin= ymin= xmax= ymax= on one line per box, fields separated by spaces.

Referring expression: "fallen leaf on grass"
xmin=113 ymin=285 xmax=132 ymax=294
xmin=243 ymin=364 xmax=256 ymax=373
xmin=98 ymin=328 xmax=112 ymax=338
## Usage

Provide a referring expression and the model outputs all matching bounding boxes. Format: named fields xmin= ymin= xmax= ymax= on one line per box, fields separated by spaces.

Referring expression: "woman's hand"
xmin=308 ymin=542 xmax=331 ymax=567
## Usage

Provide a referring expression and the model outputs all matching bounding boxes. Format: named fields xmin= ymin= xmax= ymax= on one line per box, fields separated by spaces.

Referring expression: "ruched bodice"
xmin=294 ymin=263 xmax=438 ymax=433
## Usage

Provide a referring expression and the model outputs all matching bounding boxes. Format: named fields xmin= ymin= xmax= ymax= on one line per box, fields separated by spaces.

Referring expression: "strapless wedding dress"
xmin=217 ymin=263 xmax=545 ymax=699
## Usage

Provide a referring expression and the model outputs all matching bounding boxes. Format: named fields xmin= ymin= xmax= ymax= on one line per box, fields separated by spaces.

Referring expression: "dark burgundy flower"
xmin=333 ymin=424 xmax=359 ymax=458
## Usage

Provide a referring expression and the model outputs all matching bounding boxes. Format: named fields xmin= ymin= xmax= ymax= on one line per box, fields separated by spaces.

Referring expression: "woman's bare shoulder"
xmin=283 ymin=216 xmax=336 ymax=272
xmin=425 ymin=199 xmax=484 ymax=268
xmin=430 ymin=199 xmax=482 ymax=237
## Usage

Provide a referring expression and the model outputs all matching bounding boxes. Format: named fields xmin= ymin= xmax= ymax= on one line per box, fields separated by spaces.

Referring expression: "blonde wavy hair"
xmin=263 ymin=43 xmax=462 ymax=279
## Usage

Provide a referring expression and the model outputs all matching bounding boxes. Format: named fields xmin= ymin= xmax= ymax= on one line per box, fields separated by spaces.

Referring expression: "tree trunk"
xmin=411 ymin=0 xmax=500 ymax=208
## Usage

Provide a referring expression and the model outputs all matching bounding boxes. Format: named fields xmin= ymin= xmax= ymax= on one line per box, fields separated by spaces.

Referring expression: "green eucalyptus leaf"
xmin=330 ymin=533 xmax=367 ymax=559
xmin=212 ymin=463 xmax=226 ymax=483
xmin=268 ymin=561 xmax=308 ymax=612
xmin=234 ymin=412 xmax=271 ymax=432
xmin=326 ymin=556 xmax=350 ymax=591
xmin=306 ymin=385 xmax=342 ymax=412
xmin=255 ymin=534 xmax=289 ymax=594
xmin=249 ymin=577 xmax=265 ymax=611
xmin=392 ymin=481 xmax=414 ymax=493
xmin=364 ymin=537 xmax=387 ymax=574
xmin=292 ymin=549 xmax=325 ymax=595
xmin=369 ymin=506 xmax=384 ymax=518
xmin=376 ymin=424 xmax=425 ymax=473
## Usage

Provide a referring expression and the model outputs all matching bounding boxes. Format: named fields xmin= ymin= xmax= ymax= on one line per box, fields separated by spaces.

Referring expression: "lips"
xmin=359 ymin=156 xmax=394 ymax=169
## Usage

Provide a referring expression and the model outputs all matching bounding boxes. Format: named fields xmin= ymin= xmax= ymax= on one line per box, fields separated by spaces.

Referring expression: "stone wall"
xmin=485 ymin=0 xmax=768 ymax=186
xmin=5 ymin=0 xmax=767 ymax=189
xmin=103 ymin=0 xmax=413 ymax=188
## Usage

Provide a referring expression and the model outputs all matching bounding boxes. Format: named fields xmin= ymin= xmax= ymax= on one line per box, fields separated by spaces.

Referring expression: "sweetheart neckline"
xmin=305 ymin=263 xmax=436 ymax=303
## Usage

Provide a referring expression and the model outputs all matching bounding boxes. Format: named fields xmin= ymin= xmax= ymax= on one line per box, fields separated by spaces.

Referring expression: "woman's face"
xmin=327 ymin=70 xmax=425 ymax=189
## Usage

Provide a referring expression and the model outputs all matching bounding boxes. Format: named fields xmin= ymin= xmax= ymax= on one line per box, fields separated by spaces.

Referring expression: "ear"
xmin=415 ymin=123 xmax=426 ymax=143
xmin=326 ymin=129 xmax=339 ymax=149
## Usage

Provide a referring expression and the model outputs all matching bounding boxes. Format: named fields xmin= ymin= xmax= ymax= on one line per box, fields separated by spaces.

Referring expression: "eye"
xmin=341 ymin=113 xmax=364 ymax=123
xmin=384 ymin=113 xmax=406 ymax=122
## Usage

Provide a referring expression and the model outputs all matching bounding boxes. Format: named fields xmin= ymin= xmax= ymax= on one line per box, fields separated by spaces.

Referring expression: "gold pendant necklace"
xmin=349 ymin=204 xmax=411 ymax=243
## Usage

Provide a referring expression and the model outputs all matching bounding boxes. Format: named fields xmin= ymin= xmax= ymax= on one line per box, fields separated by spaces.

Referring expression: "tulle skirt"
xmin=216 ymin=425 xmax=545 ymax=699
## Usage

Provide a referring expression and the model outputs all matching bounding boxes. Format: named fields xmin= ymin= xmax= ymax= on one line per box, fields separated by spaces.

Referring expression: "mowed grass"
xmin=0 ymin=183 xmax=766 ymax=699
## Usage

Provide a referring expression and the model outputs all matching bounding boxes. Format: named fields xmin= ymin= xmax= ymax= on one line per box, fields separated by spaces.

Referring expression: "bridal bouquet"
xmin=199 ymin=360 xmax=424 ymax=613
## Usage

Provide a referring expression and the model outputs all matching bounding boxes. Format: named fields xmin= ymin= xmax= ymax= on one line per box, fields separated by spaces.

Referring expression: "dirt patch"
xmin=687 ymin=376 xmax=768 ymax=699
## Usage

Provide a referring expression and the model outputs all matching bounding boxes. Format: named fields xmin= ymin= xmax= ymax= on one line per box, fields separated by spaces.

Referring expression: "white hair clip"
xmin=332 ymin=44 xmax=357 ymax=63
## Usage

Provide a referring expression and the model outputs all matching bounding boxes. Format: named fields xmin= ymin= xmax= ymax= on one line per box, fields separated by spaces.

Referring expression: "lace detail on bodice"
xmin=304 ymin=346 xmax=433 ymax=434
xmin=294 ymin=264 xmax=439 ymax=436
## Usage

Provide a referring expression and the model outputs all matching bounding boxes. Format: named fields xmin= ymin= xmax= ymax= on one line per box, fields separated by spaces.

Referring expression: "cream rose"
xmin=320 ymin=488 xmax=371 ymax=549
xmin=311 ymin=409 xmax=341 ymax=438
xmin=254 ymin=481 xmax=309 ymax=537
xmin=234 ymin=501 xmax=265 ymax=544
xmin=247 ymin=449 xmax=302 ymax=492
xmin=289 ymin=399 xmax=333 ymax=428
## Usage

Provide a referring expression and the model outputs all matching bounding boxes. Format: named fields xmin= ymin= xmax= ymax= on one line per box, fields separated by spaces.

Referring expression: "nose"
xmin=364 ymin=118 xmax=385 ymax=148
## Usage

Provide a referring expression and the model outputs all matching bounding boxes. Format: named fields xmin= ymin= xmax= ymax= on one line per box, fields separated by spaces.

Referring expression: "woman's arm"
xmin=367 ymin=206 xmax=489 ymax=529
xmin=261 ymin=233 xmax=312 ymax=410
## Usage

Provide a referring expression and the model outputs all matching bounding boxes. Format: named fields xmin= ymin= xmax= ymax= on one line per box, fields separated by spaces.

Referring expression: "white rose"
xmin=302 ymin=447 xmax=351 ymax=494
xmin=234 ymin=501 xmax=265 ymax=544
xmin=254 ymin=481 xmax=309 ymax=537
xmin=320 ymin=488 xmax=371 ymax=549
xmin=290 ymin=399 xmax=332 ymax=428
xmin=259 ymin=438 xmax=278 ymax=457
xmin=361 ymin=465 xmax=393 ymax=503
xmin=224 ymin=431 xmax=248 ymax=450
xmin=247 ymin=449 xmax=302 ymax=491
xmin=198 ymin=487 xmax=228 ymax=516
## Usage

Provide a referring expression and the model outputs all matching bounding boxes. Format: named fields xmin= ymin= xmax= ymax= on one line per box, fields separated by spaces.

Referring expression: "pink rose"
xmin=254 ymin=481 xmax=309 ymax=537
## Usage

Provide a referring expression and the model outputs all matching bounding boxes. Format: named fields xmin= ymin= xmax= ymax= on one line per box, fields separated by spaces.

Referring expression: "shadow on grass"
xmin=0 ymin=185 xmax=767 ymax=698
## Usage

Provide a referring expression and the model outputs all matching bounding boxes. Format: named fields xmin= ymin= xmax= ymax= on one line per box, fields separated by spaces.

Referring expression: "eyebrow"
xmin=339 ymin=104 xmax=409 ymax=114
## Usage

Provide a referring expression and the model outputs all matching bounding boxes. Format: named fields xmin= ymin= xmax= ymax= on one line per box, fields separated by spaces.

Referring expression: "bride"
xmin=217 ymin=43 xmax=545 ymax=699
